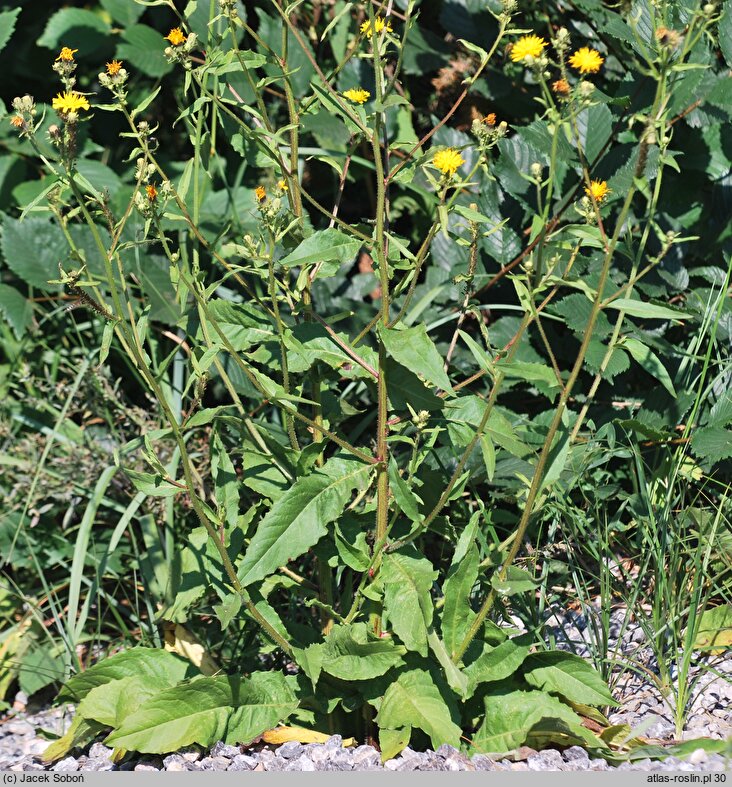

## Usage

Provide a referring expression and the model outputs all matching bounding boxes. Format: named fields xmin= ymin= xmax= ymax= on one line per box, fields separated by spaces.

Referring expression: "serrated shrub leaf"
xmin=380 ymin=324 xmax=453 ymax=393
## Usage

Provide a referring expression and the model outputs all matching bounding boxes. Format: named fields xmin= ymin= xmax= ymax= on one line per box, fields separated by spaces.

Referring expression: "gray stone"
xmin=163 ymin=754 xmax=188 ymax=772
xmin=276 ymin=740 xmax=304 ymax=759
xmin=445 ymin=752 xmax=475 ymax=771
xmin=21 ymin=762 xmax=46 ymax=772
xmin=328 ymin=748 xmax=353 ymax=769
xmin=199 ymin=755 xmax=232 ymax=770
xmin=229 ymin=754 xmax=257 ymax=771
xmin=528 ymin=749 xmax=565 ymax=770
xmin=134 ymin=763 xmax=161 ymax=772
xmin=564 ymin=745 xmax=590 ymax=763
xmin=688 ymin=748 xmax=709 ymax=765
xmin=436 ymin=743 xmax=460 ymax=758
xmin=352 ymin=745 xmax=380 ymax=769
xmin=211 ymin=741 xmax=240 ymax=758
xmin=53 ymin=756 xmax=80 ymax=772
xmin=589 ymin=758 xmax=609 ymax=770
xmin=324 ymin=735 xmax=343 ymax=749
xmin=82 ymin=758 xmax=115 ymax=772
xmin=308 ymin=745 xmax=329 ymax=763
xmin=283 ymin=755 xmax=315 ymax=771
xmin=180 ymin=747 xmax=201 ymax=762
xmin=88 ymin=742 xmax=113 ymax=760
xmin=471 ymin=754 xmax=495 ymax=771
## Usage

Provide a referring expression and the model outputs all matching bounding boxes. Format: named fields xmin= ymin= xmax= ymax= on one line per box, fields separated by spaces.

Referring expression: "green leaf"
xmin=211 ymin=429 xmax=239 ymax=528
xmin=76 ymin=676 xmax=161 ymax=728
xmin=124 ymin=469 xmax=182 ymax=498
xmin=0 ymin=283 xmax=32 ymax=338
xmin=691 ymin=426 xmax=732 ymax=463
xmin=622 ymin=337 xmax=676 ymax=397
xmin=37 ymin=8 xmax=111 ymax=53
xmin=474 ymin=688 xmax=601 ymax=755
xmin=385 ymin=357 xmax=445 ymax=412
xmin=522 ymin=651 xmax=616 ymax=706
xmin=379 ymin=324 xmax=452 ymax=393
xmin=379 ymin=727 xmax=412 ymax=761
xmin=279 ymin=228 xmax=362 ymax=274
xmin=100 ymin=0 xmax=145 ymax=26
xmin=213 ymin=593 xmax=242 ymax=631
xmin=42 ymin=716 xmax=106 ymax=763
xmin=464 ymin=635 xmax=534 ymax=693
xmin=441 ymin=517 xmax=479 ymax=659
xmin=237 ymin=457 xmax=372 ymax=587
xmin=375 ymin=669 xmax=462 ymax=753
xmin=0 ymin=215 xmax=64 ymax=291
xmin=203 ymin=300 xmax=274 ymax=352
xmin=691 ymin=604 xmax=732 ymax=650
xmin=388 ymin=458 xmax=422 ymax=523
xmin=58 ymin=647 xmax=194 ymax=703
xmin=382 ymin=548 xmax=437 ymax=656
xmin=0 ymin=9 xmax=21 ymax=55
xmin=117 ymin=24 xmax=174 ymax=78
xmin=606 ymin=299 xmax=693 ymax=321
xmin=491 ymin=565 xmax=538 ymax=596
xmin=319 ymin=623 xmax=406 ymax=682
xmin=105 ymin=672 xmax=298 ymax=753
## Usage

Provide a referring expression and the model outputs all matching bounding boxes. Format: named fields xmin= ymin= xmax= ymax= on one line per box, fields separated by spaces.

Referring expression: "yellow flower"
xmin=483 ymin=113 xmax=497 ymax=126
xmin=106 ymin=60 xmax=123 ymax=75
xmin=343 ymin=88 xmax=371 ymax=104
xmin=568 ymin=47 xmax=604 ymax=74
xmin=360 ymin=16 xmax=392 ymax=36
xmin=255 ymin=185 xmax=267 ymax=202
xmin=277 ymin=179 xmax=287 ymax=192
xmin=510 ymin=34 xmax=547 ymax=63
xmin=146 ymin=184 xmax=158 ymax=202
xmin=52 ymin=91 xmax=90 ymax=115
xmin=585 ymin=179 xmax=610 ymax=202
xmin=165 ymin=27 xmax=186 ymax=46
xmin=56 ymin=47 xmax=78 ymax=62
xmin=552 ymin=78 xmax=570 ymax=95
xmin=432 ymin=147 xmax=465 ymax=177
xmin=10 ymin=115 xmax=24 ymax=128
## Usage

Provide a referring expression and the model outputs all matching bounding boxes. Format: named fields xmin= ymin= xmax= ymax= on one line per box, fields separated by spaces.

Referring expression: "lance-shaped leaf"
xmin=382 ymin=548 xmax=437 ymax=656
xmin=238 ymin=457 xmax=372 ymax=587
xmin=105 ymin=672 xmax=297 ymax=753
xmin=318 ymin=623 xmax=406 ymax=682
xmin=376 ymin=669 xmax=462 ymax=754
xmin=441 ymin=516 xmax=479 ymax=659
xmin=623 ymin=337 xmax=677 ymax=398
xmin=464 ymin=634 xmax=534 ymax=694
xmin=279 ymin=228 xmax=362 ymax=275
xmin=379 ymin=324 xmax=453 ymax=393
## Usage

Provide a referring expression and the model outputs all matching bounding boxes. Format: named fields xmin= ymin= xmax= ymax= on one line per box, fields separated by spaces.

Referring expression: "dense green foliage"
xmin=0 ymin=0 xmax=731 ymax=764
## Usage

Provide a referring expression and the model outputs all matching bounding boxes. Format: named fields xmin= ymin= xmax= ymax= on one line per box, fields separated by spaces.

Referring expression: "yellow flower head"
xmin=52 ymin=91 xmax=90 ymax=115
xmin=277 ymin=179 xmax=287 ymax=192
xmin=432 ymin=147 xmax=465 ymax=177
xmin=146 ymin=184 xmax=158 ymax=202
xmin=483 ymin=112 xmax=497 ymax=126
xmin=585 ymin=179 xmax=610 ymax=202
xmin=165 ymin=27 xmax=186 ymax=46
xmin=255 ymin=185 xmax=267 ymax=202
xmin=568 ymin=47 xmax=604 ymax=74
xmin=360 ymin=16 xmax=392 ymax=36
xmin=552 ymin=78 xmax=570 ymax=95
xmin=510 ymin=34 xmax=547 ymax=63
xmin=56 ymin=47 xmax=78 ymax=62
xmin=343 ymin=87 xmax=371 ymax=104
xmin=106 ymin=60 xmax=123 ymax=75
xmin=10 ymin=115 xmax=24 ymax=128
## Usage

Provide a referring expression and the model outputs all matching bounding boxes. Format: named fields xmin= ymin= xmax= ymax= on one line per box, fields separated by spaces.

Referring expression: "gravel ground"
xmin=1 ymin=608 xmax=730 ymax=773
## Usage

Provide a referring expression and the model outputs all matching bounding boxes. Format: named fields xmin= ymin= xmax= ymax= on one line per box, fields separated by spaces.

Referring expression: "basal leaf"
xmin=375 ymin=669 xmax=461 ymax=754
xmin=522 ymin=651 xmax=616 ymax=706
xmin=441 ymin=517 xmax=479 ymax=659
xmin=319 ymin=623 xmax=406 ymax=682
xmin=58 ymin=648 xmax=194 ymax=703
xmin=464 ymin=634 xmax=534 ymax=693
xmin=105 ymin=672 xmax=298 ymax=753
